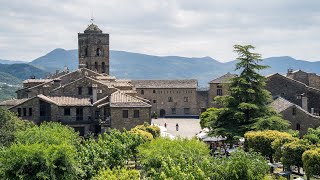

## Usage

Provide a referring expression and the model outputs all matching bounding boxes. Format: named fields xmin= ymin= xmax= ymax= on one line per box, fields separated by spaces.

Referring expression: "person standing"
xmin=176 ymin=123 xmax=179 ymax=131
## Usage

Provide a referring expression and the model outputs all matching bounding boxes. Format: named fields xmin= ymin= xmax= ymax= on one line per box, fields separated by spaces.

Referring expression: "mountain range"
xmin=1 ymin=48 xmax=320 ymax=88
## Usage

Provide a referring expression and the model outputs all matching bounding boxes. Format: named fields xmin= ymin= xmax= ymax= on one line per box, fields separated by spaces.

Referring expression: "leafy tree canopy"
xmin=0 ymin=108 xmax=33 ymax=147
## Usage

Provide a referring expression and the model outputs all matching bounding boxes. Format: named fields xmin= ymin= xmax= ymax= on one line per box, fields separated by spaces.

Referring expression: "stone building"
xmin=287 ymin=69 xmax=320 ymax=90
xmin=131 ymin=80 xmax=199 ymax=117
xmin=208 ymin=72 xmax=236 ymax=107
xmin=266 ymin=73 xmax=320 ymax=115
xmin=0 ymin=23 xmax=151 ymax=135
xmin=270 ymin=97 xmax=320 ymax=136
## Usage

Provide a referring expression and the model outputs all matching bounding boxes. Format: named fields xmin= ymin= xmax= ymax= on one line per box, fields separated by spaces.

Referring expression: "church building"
xmin=0 ymin=23 xmax=152 ymax=135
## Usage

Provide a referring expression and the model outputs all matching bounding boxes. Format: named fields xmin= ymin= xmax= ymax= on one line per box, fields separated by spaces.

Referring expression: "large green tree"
xmin=204 ymin=45 xmax=289 ymax=140
xmin=0 ymin=108 xmax=33 ymax=147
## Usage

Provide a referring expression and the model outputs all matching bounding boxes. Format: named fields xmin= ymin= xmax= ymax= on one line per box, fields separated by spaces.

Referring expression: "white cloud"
xmin=0 ymin=0 xmax=320 ymax=62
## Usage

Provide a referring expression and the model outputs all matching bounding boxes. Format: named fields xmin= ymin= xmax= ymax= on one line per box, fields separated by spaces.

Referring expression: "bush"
xmin=14 ymin=122 xmax=81 ymax=147
xmin=282 ymin=140 xmax=311 ymax=171
xmin=0 ymin=143 xmax=80 ymax=179
xmin=93 ymin=167 xmax=140 ymax=180
xmin=132 ymin=124 xmax=160 ymax=138
xmin=302 ymin=148 xmax=320 ymax=178
xmin=244 ymin=130 xmax=295 ymax=163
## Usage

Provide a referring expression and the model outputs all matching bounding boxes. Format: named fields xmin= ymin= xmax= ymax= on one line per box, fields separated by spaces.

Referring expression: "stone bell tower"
xmin=78 ymin=23 xmax=109 ymax=74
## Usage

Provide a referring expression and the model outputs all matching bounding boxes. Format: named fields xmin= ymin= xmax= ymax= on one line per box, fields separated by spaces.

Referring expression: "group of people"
xmin=164 ymin=122 xmax=179 ymax=131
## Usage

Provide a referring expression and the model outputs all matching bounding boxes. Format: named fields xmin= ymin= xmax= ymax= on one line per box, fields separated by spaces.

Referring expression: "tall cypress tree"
xmin=207 ymin=45 xmax=289 ymax=140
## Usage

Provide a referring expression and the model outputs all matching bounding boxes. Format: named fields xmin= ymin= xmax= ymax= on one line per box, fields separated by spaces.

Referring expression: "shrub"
xmin=93 ymin=167 xmax=140 ymax=180
xmin=302 ymin=148 xmax=320 ymax=178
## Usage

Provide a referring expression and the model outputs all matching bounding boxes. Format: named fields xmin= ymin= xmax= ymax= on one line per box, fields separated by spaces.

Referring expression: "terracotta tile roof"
xmin=44 ymin=96 xmax=92 ymax=106
xmin=23 ymin=79 xmax=53 ymax=83
xmin=209 ymin=72 xmax=236 ymax=84
xmin=110 ymin=91 xmax=151 ymax=107
xmin=0 ymin=98 xmax=28 ymax=107
xmin=131 ymin=79 xmax=198 ymax=89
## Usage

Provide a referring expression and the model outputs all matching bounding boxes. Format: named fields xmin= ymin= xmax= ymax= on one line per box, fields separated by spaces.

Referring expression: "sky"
xmin=1 ymin=0 xmax=320 ymax=62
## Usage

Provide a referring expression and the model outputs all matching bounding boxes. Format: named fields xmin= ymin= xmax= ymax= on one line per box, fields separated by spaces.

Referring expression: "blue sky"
xmin=1 ymin=0 xmax=320 ymax=62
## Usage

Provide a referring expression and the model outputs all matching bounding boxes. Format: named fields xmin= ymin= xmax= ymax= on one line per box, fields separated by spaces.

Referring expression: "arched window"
xmin=102 ymin=62 xmax=106 ymax=73
xmin=96 ymin=48 xmax=102 ymax=56
xmin=94 ymin=62 xmax=98 ymax=71
xmin=296 ymin=123 xmax=301 ymax=131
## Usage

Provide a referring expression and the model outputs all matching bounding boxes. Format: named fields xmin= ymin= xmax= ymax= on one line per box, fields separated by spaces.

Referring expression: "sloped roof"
xmin=23 ymin=79 xmax=52 ymax=83
xmin=270 ymin=97 xmax=320 ymax=119
xmin=44 ymin=96 xmax=92 ymax=106
xmin=209 ymin=72 xmax=236 ymax=84
xmin=0 ymin=98 xmax=29 ymax=107
xmin=131 ymin=79 xmax=197 ymax=89
xmin=270 ymin=97 xmax=294 ymax=113
xmin=110 ymin=91 xmax=151 ymax=107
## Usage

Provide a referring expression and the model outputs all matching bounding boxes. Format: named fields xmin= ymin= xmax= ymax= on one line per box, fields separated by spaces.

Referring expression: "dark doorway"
xmin=160 ymin=109 xmax=166 ymax=118
xmin=76 ymin=108 xmax=84 ymax=121
xmin=39 ymin=100 xmax=51 ymax=122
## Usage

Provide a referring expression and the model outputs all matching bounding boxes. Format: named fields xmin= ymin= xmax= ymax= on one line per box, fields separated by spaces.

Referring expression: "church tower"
xmin=78 ymin=23 xmax=109 ymax=74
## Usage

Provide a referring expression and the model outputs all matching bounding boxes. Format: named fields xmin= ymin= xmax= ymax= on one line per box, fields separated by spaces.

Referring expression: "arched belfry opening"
xmin=94 ymin=62 xmax=98 ymax=72
xmin=78 ymin=23 xmax=109 ymax=74
xmin=96 ymin=48 xmax=102 ymax=56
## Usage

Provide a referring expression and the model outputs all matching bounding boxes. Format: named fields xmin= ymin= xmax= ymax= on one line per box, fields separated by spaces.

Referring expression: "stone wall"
xmin=281 ymin=105 xmax=320 ymax=136
xmin=208 ymin=83 xmax=231 ymax=107
xmin=78 ymin=33 xmax=109 ymax=74
xmin=110 ymin=107 xmax=151 ymax=130
xmin=135 ymin=88 xmax=198 ymax=116
xmin=196 ymin=90 xmax=208 ymax=113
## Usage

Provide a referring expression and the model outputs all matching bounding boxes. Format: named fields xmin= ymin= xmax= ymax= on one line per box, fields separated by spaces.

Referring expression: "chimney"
xmin=301 ymin=96 xmax=308 ymax=111
xmin=287 ymin=69 xmax=293 ymax=77
xmin=92 ymin=84 xmax=98 ymax=103
xmin=311 ymin=108 xmax=314 ymax=114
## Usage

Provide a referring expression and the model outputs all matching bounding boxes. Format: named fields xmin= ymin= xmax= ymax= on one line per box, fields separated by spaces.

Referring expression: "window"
xmin=153 ymin=90 xmax=156 ymax=93
xmin=88 ymin=87 xmax=93 ymax=95
xmin=96 ymin=48 xmax=102 ymax=56
xmin=94 ymin=62 xmax=98 ymax=71
xmin=23 ymin=108 xmax=27 ymax=116
xmin=78 ymin=87 xmax=82 ymax=95
xmin=141 ymin=90 xmax=144 ymax=95
xmin=123 ymin=110 xmax=129 ymax=118
xmin=85 ymin=46 xmax=88 ymax=57
xmin=133 ymin=110 xmax=140 ymax=118
xmin=76 ymin=108 xmax=83 ymax=121
xmin=217 ymin=84 xmax=223 ymax=88
xmin=64 ymin=108 xmax=71 ymax=116
xmin=172 ymin=108 xmax=176 ymax=114
xmin=168 ymin=97 xmax=173 ymax=102
xmin=17 ymin=108 xmax=21 ymax=117
xmin=184 ymin=97 xmax=188 ymax=102
xmin=102 ymin=62 xmax=106 ymax=73
xmin=217 ymin=89 xmax=223 ymax=96
xmin=153 ymin=100 xmax=157 ymax=103
xmin=29 ymin=108 xmax=32 ymax=116
xmin=95 ymin=111 xmax=100 ymax=119
xmin=296 ymin=123 xmax=301 ymax=131
xmin=292 ymin=107 xmax=297 ymax=115
xmin=184 ymin=108 xmax=190 ymax=114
